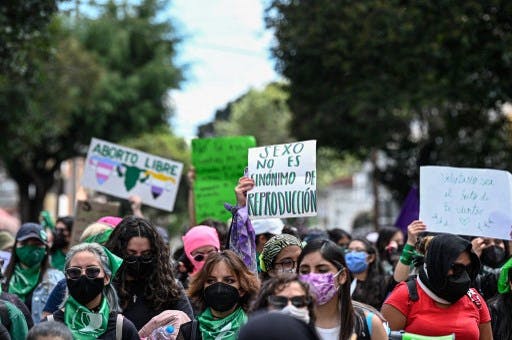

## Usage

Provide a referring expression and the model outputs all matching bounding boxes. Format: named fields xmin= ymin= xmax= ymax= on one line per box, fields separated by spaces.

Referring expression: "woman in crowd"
xmin=488 ymin=256 xmax=512 ymax=340
xmin=46 ymin=243 xmax=139 ymax=339
xmin=259 ymin=233 xmax=303 ymax=279
xmin=376 ymin=226 xmax=404 ymax=275
xmin=4 ymin=223 xmax=64 ymax=323
xmin=50 ymin=216 xmax=73 ymax=271
xmin=177 ymin=250 xmax=260 ymax=340
xmin=327 ymin=228 xmax=352 ymax=251
xmin=345 ymin=238 xmax=391 ymax=310
xmin=251 ymin=274 xmax=315 ymax=326
xmin=182 ymin=225 xmax=221 ymax=276
xmin=472 ymin=236 xmax=511 ymax=300
xmin=382 ymin=233 xmax=492 ymax=339
xmin=297 ymin=239 xmax=388 ymax=340
xmin=106 ymin=216 xmax=193 ymax=330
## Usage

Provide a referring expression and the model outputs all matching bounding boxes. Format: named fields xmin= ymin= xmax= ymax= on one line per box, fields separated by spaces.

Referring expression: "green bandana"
xmin=16 ymin=245 xmax=46 ymax=267
xmin=198 ymin=307 xmax=247 ymax=340
xmin=102 ymin=246 xmax=123 ymax=278
xmin=83 ymin=229 xmax=114 ymax=245
xmin=8 ymin=264 xmax=41 ymax=301
xmin=498 ymin=256 xmax=512 ymax=294
xmin=51 ymin=249 xmax=66 ymax=271
xmin=64 ymin=295 xmax=110 ymax=340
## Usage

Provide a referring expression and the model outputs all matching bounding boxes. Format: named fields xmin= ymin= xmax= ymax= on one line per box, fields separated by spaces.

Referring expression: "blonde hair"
xmin=79 ymin=222 xmax=113 ymax=242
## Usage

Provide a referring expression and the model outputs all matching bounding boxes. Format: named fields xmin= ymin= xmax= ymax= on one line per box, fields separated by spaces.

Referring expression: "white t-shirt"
xmin=315 ymin=326 xmax=340 ymax=340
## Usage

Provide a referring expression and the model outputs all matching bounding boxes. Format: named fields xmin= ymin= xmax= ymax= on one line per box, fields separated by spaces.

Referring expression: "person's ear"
xmin=104 ymin=275 xmax=110 ymax=286
xmin=367 ymin=254 xmax=375 ymax=264
xmin=337 ymin=269 xmax=348 ymax=285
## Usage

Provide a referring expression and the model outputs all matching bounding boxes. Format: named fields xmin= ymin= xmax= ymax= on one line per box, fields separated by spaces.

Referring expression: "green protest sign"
xmin=192 ymin=136 xmax=256 ymax=223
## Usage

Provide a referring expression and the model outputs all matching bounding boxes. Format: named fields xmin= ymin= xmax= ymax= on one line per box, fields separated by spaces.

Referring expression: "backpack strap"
xmin=190 ymin=319 xmax=198 ymax=340
xmin=466 ymin=288 xmax=482 ymax=310
xmin=47 ymin=314 xmax=54 ymax=322
xmin=116 ymin=314 xmax=123 ymax=340
xmin=406 ymin=277 xmax=419 ymax=302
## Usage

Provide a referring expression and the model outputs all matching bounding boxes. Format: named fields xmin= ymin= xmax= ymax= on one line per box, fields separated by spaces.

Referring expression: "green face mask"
xmin=16 ymin=245 xmax=46 ymax=267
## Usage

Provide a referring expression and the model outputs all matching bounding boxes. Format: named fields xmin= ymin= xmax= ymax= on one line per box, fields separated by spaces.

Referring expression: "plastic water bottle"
xmin=149 ymin=325 xmax=175 ymax=340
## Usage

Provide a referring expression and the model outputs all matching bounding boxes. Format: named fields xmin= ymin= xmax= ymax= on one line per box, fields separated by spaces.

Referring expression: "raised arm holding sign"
xmin=419 ymin=166 xmax=512 ymax=240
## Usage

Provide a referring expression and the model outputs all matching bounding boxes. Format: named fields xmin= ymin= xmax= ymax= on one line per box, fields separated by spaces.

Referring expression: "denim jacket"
xmin=31 ymin=268 xmax=64 ymax=323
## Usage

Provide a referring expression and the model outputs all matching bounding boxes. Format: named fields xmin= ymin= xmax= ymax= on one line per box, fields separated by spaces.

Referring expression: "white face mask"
xmin=280 ymin=304 xmax=310 ymax=325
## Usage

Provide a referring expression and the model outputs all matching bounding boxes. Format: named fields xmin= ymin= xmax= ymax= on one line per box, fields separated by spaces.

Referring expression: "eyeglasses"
xmin=267 ymin=295 xmax=309 ymax=309
xmin=450 ymin=263 xmax=472 ymax=277
xmin=124 ymin=254 xmax=154 ymax=264
xmin=66 ymin=266 xmax=101 ymax=280
xmin=273 ymin=258 xmax=296 ymax=271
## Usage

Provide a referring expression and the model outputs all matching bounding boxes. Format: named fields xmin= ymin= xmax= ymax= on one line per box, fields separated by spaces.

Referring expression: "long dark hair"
xmin=188 ymin=250 xmax=260 ymax=313
xmin=297 ymin=239 xmax=354 ymax=340
xmin=376 ymin=226 xmax=402 ymax=259
xmin=489 ymin=290 xmax=512 ymax=340
xmin=4 ymin=238 xmax=50 ymax=292
xmin=105 ymin=216 xmax=180 ymax=310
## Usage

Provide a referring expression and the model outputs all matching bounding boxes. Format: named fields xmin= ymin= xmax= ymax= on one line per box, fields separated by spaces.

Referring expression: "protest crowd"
xmin=0 ymin=143 xmax=511 ymax=340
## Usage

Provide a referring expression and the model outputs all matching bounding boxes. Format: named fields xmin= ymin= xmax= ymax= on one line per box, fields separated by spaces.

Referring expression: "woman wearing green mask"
xmin=4 ymin=222 xmax=64 ymax=324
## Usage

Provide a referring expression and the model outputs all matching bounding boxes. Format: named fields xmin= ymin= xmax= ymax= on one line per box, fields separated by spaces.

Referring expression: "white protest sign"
xmin=81 ymin=138 xmax=183 ymax=212
xmin=247 ymin=140 xmax=317 ymax=219
xmin=420 ymin=166 xmax=512 ymax=240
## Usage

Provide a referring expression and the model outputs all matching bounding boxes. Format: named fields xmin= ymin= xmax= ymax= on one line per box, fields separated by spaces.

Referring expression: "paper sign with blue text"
xmin=419 ymin=166 xmax=512 ymax=240
xmin=247 ymin=140 xmax=317 ymax=219
xmin=81 ymin=138 xmax=183 ymax=212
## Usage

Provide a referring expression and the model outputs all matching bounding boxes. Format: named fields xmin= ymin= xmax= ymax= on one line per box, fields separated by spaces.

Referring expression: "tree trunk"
xmin=371 ymin=150 xmax=380 ymax=231
xmin=14 ymin=170 xmax=55 ymax=223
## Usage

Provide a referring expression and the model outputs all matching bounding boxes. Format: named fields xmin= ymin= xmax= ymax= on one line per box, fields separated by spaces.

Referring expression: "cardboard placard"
xmin=71 ymin=200 xmax=120 ymax=245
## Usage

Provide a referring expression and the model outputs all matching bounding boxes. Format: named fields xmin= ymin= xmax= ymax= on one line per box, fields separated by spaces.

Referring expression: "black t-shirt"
xmin=51 ymin=310 xmax=140 ymax=340
xmin=119 ymin=281 xmax=194 ymax=330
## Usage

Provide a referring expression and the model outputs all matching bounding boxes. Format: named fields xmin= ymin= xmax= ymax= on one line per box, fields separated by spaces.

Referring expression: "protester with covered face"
xmin=4 ymin=223 xmax=64 ymax=323
xmin=177 ymin=250 xmax=260 ymax=340
xmin=45 ymin=243 xmax=139 ymax=339
xmin=259 ymin=233 xmax=303 ymax=280
xmin=382 ymin=233 xmax=492 ymax=339
xmin=106 ymin=216 xmax=193 ymax=329
xmin=471 ymin=236 xmax=510 ymax=300
xmin=50 ymin=216 xmax=73 ymax=271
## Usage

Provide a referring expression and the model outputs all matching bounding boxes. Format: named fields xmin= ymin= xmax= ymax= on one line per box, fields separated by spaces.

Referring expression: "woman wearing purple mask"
xmin=297 ymin=239 xmax=387 ymax=340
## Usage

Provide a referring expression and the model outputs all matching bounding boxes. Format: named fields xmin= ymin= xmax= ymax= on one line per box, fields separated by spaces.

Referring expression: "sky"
xmin=167 ymin=0 xmax=279 ymax=140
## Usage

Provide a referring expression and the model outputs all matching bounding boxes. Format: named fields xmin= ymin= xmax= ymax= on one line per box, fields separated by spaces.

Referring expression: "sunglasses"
xmin=450 ymin=263 xmax=472 ymax=277
xmin=124 ymin=254 xmax=154 ymax=264
xmin=192 ymin=249 xmax=217 ymax=262
xmin=267 ymin=295 xmax=309 ymax=309
xmin=66 ymin=266 xmax=101 ymax=280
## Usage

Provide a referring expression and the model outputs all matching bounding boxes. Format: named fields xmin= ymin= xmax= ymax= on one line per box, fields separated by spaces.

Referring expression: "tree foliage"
xmin=213 ymin=83 xmax=294 ymax=145
xmin=0 ymin=0 xmax=184 ymax=221
xmin=266 ymin=0 xmax=512 ymax=200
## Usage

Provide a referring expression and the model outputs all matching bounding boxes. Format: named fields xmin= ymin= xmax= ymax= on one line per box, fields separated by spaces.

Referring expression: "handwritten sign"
xmin=247 ymin=140 xmax=317 ymax=219
xmin=420 ymin=166 xmax=512 ymax=239
xmin=71 ymin=200 xmax=120 ymax=246
xmin=192 ymin=136 xmax=256 ymax=222
xmin=81 ymin=138 xmax=183 ymax=212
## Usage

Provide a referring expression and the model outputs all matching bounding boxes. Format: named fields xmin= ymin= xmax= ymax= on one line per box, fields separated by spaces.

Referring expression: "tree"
xmin=0 ymin=0 xmax=184 ymax=221
xmin=213 ymin=83 xmax=294 ymax=145
xmin=266 ymin=1 xmax=512 ymax=203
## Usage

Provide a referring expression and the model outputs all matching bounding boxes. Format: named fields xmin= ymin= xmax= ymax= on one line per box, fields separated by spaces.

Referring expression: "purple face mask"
xmin=299 ymin=271 xmax=341 ymax=305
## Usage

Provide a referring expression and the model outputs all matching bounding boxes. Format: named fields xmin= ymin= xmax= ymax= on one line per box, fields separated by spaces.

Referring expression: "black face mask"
xmin=125 ymin=255 xmax=154 ymax=279
xmin=67 ymin=276 xmax=105 ymax=305
xmin=53 ymin=233 xmax=69 ymax=249
xmin=438 ymin=270 xmax=471 ymax=303
xmin=203 ymin=282 xmax=240 ymax=312
xmin=480 ymin=246 xmax=506 ymax=268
